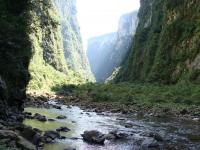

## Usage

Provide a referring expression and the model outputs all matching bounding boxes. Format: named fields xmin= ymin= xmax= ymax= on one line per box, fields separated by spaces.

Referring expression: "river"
xmin=23 ymin=101 xmax=200 ymax=150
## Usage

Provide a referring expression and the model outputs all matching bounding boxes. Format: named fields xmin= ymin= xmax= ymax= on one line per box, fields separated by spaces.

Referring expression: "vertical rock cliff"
xmin=28 ymin=0 xmax=93 ymax=91
xmin=0 ymin=0 xmax=93 ymax=118
xmin=0 ymin=0 xmax=31 ymax=118
xmin=116 ymin=0 xmax=200 ymax=84
xmin=53 ymin=0 xmax=94 ymax=81
xmin=87 ymin=11 xmax=138 ymax=82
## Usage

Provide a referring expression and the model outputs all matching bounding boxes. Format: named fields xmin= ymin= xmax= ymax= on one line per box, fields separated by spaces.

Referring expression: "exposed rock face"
xmin=116 ymin=0 xmax=200 ymax=84
xmin=53 ymin=0 xmax=94 ymax=81
xmin=87 ymin=11 xmax=138 ymax=82
xmin=0 ymin=0 xmax=92 ymax=118
xmin=28 ymin=0 xmax=85 ymax=91
xmin=0 ymin=0 xmax=31 ymax=118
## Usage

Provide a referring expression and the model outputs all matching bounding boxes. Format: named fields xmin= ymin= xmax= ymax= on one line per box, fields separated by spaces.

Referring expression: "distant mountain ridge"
xmin=87 ymin=11 xmax=138 ymax=82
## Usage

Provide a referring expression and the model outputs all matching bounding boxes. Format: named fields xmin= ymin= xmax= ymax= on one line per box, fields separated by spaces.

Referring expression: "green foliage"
xmin=54 ymin=82 xmax=200 ymax=109
xmin=54 ymin=0 xmax=94 ymax=81
xmin=116 ymin=0 xmax=200 ymax=84
xmin=27 ymin=0 xmax=86 ymax=92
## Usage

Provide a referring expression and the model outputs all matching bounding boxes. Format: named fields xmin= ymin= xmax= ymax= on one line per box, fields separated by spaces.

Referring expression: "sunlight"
xmin=77 ymin=0 xmax=140 ymax=49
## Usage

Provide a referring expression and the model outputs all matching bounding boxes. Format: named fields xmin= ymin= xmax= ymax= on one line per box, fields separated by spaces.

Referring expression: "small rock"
xmin=60 ymin=136 xmax=67 ymax=139
xmin=109 ymin=130 xmax=128 ymax=139
xmin=141 ymin=138 xmax=159 ymax=150
xmin=34 ymin=113 xmax=47 ymax=122
xmin=56 ymin=115 xmax=67 ymax=119
xmin=44 ymin=137 xmax=54 ymax=143
xmin=48 ymin=119 xmax=55 ymax=122
xmin=17 ymin=136 xmax=36 ymax=150
xmin=81 ymin=130 xmax=105 ymax=145
xmin=124 ymin=123 xmax=133 ymax=128
xmin=63 ymin=148 xmax=76 ymax=150
xmin=43 ymin=130 xmax=60 ymax=143
xmin=121 ymin=109 xmax=128 ymax=114
xmin=24 ymin=112 xmax=32 ymax=116
xmin=103 ymin=133 xmax=116 ymax=140
xmin=116 ymin=118 xmax=126 ymax=121
xmin=149 ymin=132 xmax=164 ymax=142
xmin=0 ymin=123 xmax=5 ymax=129
xmin=180 ymin=109 xmax=188 ymax=115
xmin=53 ymin=105 xmax=62 ymax=110
xmin=0 ymin=130 xmax=18 ymax=140
xmin=56 ymin=127 xmax=70 ymax=132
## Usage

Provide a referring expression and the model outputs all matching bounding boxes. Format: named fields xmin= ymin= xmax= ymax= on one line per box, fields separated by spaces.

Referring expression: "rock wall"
xmin=87 ymin=11 xmax=138 ymax=82
xmin=0 ymin=0 xmax=93 ymax=118
xmin=28 ymin=0 xmax=90 ymax=91
xmin=53 ymin=0 xmax=94 ymax=81
xmin=0 ymin=0 xmax=31 ymax=118
xmin=116 ymin=0 xmax=200 ymax=84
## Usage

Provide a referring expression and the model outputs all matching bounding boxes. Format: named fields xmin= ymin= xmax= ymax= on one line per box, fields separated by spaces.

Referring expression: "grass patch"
xmin=53 ymin=82 xmax=200 ymax=109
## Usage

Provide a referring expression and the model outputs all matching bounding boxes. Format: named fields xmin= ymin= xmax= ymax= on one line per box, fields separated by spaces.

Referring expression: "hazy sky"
xmin=77 ymin=0 xmax=140 ymax=49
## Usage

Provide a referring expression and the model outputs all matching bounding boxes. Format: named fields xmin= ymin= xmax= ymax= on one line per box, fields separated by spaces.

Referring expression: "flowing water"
xmin=23 ymin=102 xmax=200 ymax=150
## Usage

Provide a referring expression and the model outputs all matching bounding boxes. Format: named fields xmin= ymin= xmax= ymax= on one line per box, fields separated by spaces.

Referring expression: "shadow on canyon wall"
xmin=0 ymin=0 xmax=32 ymax=118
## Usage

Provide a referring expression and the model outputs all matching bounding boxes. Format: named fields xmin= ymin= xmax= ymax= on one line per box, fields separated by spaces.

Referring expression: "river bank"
xmin=0 ymin=89 xmax=199 ymax=150
xmin=23 ymin=94 xmax=200 ymax=150
xmin=26 ymin=90 xmax=200 ymax=122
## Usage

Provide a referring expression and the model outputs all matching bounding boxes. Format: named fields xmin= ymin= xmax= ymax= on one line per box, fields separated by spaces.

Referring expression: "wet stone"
xmin=53 ymin=105 xmax=62 ymax=110
xmin=109 ymin=130 xmax=128 ymax=139
xmin=34 ymin=113 xmax=47 ymax=122
xmin=56 ymin=127 xmax=70 ymax=132
xmin=149 ymin=132 xmax=164 ymax=142
xmin=48 ymin=119 xmax=55 ymax=122
xmin=44 ymin=131 xmax=60 ymax=140
xmin=81 ymin=130 xmax=105 ymax=145
xmin=56 ymin=115 xmax=67 ymax=119
xmin=141 ymin=138 xmax=159 ymax=150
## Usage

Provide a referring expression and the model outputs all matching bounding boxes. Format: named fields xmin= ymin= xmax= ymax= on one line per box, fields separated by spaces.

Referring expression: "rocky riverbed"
xmin=23 ymin=99 xmax=200 ymax=150
xmin=0 ymin=94 xmax=199 ymax=150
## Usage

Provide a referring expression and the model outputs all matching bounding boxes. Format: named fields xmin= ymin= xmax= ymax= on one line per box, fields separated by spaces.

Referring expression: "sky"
xmin=76 ymin=0 xmax=140 ymax=49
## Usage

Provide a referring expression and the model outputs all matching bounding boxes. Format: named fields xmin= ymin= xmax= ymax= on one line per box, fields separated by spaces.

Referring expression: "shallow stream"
xmin=23 ymin=101 xmax=200 ymax=150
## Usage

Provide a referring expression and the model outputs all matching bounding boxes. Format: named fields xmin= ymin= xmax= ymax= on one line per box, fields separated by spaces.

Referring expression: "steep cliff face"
xmin=87 ymin=33 xmax=116 ymax=82
xmin=87 ymin=12 xmax=138 ymax=82
xmin=28 ymin=0 xmax=87 ymax=91
xmin=116 ymin=0 xmax=200 ymax=84
xmin=53 ymin=0 xmax=94 ymax=81
xmin=0 ymin=0 xmax=31 ymax=118
xmin=0 ymin=0 xmax=90 ymax=118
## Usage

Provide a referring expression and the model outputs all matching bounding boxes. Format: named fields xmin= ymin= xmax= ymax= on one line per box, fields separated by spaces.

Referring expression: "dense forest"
xmin=0 ymin=0 xmax=199 ymax=149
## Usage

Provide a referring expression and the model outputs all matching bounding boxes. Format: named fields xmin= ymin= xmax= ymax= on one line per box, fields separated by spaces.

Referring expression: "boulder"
xmin=149 ymin=132 xmax=164 ymax=142
xmin=0 ymin=130 xmax=18 ymax=140
xmin=43 ymin=130 xmax=60 ymax=143
xmin=109 ymin=130 xmax=128 ymax=139
xmin=56 ymin=127 xmax=70 ymax=132
xmin=34 ymin=113 xmax=47 ymax=122
xmin=48 ymin=118 xmax=55 ymax=122
xmin=24 ymin=112 xmax=33 ymax=119
xmin=103 ymin=133 xmax=116 ymax=140
xmin=53 ymin=105 xmax=62 ymax=109
xmin=81 ymin=130 xmax=105 ymax=145
xmin=140 ymin=138 xmax=159 ymax=150
xmin=56 ymin=115 xmax=67 ymax=119
xmin=180 ymin=109 xmax=188 ymax=115
xmin=17 ymin=136 xmax=36 ymax=150
xmin=0 ymin=130 xmax=36 ymax=150
xmin=20 ymin=125 xmax=42 ymax=145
